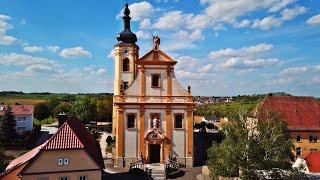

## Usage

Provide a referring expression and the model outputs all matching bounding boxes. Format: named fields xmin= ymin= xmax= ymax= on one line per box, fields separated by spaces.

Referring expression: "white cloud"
xmin=268 ymin=0 xmax=296 ymax=12
xmin=139 ymin=18 xmax=152 ymax=29
xmin=25 ymin=64 xmax=54 ymax=73
xmin=209 ymin=43 xmax=273 ymax=60
xmin=198 ymin=64 xmax=213 ymax=73
xmin=108 ymin=49 xmax=115 ymax=59
xmin=0 ymin=14 xmax=17 ymax=45
xmin=233 ymin=19 xmax=251 ymax=28
xmin=281 ymin=6 xmax=307 ymax=21
xmin=252 ymin=16 xmax=282 ymax=30
xmin=118 ymin=1 xmax=154 ymax=21
xmin=47 ymin=45 xmax=60 ymax=53
xmin=306 ymin=14 xmax=320 ymax=25
xmin=280 ymin=66 xmax=309 ymax=75
xmin=23 ymin=46 xmax=44 ymax=53
xmin=60 ymin=47 xmax=92 ymax=58
xmin=173 ymin=29 xmax=204 ymax=41
xmin=220 ymin=57 xmax=278 ymax=69
xmin=0 ymin=53 xmax=56 ymax=67
xmin=136 ymin=30 xmax=151 ymax=40
xmin=96 ymin=68 xmax=106 ymax=75
xmin=20 ymin=19 xmax=26 ymax=25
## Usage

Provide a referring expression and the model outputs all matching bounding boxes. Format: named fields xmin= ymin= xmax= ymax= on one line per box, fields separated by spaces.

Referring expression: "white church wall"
xmin=124 ymin=109 xmax=139 ymax=158
xmin=145 ymin=69 xmax=167 ymax=96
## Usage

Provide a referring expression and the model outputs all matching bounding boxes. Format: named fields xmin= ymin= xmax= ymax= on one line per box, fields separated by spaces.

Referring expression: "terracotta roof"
xmin=0 ymin=105 xmax=34 ymax=116
xmin=258 ymin=96 xmax=320 ymax=130
xmin=1 ymin=142 xmax=46 ymax=177
xmin=43 ymin=117 xmax=105 ymax=168
xmin=305 ymin=151 xmax=320 ymax=173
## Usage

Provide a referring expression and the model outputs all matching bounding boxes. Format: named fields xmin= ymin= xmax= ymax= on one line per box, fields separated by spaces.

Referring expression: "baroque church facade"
xmin=112 ymin=4 xmax=194 ymax=168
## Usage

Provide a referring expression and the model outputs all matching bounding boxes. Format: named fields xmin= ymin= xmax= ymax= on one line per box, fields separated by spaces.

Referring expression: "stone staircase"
xmin=146 ymin=163 xmax=166 ymax=180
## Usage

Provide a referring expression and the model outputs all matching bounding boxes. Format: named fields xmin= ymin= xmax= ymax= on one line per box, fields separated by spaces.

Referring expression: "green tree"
xmin=0 ymin=106 xmax=17 ymax=142
xmin=53 ymin=103 xmax=71 ymax=118
xmin=0 ymin=149 xmax=14 ymax=172
xmin=71 ymin=97 xmax=97 ymax=124
xmin=95 ymin=99 xmax=113 ymax=122
xmin=207 ymin=111 xmax=294 ymax=179
xmin=47 ymin=98 xmax=60 ymax=116
xmin=34 ymin=103 xmax=50 ymax=122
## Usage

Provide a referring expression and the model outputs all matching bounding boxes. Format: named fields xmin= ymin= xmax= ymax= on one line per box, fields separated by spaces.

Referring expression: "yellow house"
xmin=0 ymin=117 xmax=105 ymax=180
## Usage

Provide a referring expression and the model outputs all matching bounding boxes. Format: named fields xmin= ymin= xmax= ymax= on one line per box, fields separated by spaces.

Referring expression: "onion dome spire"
xmin=117 ymin=3 xmax=137 ymax=44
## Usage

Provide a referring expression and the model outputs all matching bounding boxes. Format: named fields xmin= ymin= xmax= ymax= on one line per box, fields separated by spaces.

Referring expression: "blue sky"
xmin=0 ymin=0 xmax=320 ymax=96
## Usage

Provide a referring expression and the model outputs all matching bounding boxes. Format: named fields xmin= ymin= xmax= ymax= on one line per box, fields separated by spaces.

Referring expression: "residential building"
xmin=112 ymin=4 xmax=194 ymax=167
xmin=0 ymin=104 xmax=34 ymax=133
xmin=0 ymin=117 xmax=105 ymax=180
xmin=257 ymin=95 xmax=320 ymax=158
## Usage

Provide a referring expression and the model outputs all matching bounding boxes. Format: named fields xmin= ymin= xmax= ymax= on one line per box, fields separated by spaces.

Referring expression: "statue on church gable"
xmin=153 ymin=35 xmax=160 ymax=51
xmin=152 ymin=116 xmax=160 ymax=129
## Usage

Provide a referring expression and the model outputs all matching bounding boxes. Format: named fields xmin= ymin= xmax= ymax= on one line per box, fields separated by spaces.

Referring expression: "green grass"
xmin=33 ymin=116 xmax=57 ymax=125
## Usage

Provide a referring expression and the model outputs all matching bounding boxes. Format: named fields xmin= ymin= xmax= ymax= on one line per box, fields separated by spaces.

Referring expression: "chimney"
xmin=58 ymin=112 xmax=68 ymax=128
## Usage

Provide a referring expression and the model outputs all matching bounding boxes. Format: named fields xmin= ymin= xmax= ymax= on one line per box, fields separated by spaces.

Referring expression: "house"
xmin=0 ymin=104 xmax=34 ymax=133
xmin=0 ymin=117 xmax=105 ymax=180
xmin=112 ymin=4 xmax=194 ymax=167
xmin=257 ymin=95 xmax=320 ymax=157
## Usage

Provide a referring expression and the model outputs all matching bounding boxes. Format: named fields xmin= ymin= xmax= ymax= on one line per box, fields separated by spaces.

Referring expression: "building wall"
xmin=291 ymin=131 xmax=320 ymax=157
xmin=22 ymin=149 xmax=100 ymax=175
xmin=22 ymin=170 xmax=101 ymax=180
xmin=1 ymin=163 xmax=27 ymax=180
xmin=15 ymin=114 xmax=33 ymax=132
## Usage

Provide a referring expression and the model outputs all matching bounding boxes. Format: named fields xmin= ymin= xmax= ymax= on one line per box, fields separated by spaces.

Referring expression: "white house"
xmin=0 ymin=104 xmax=34 ymax=133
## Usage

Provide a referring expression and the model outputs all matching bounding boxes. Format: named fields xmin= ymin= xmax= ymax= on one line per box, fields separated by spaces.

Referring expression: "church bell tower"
xmin=112 ymin=3 xmax=139 ymax=134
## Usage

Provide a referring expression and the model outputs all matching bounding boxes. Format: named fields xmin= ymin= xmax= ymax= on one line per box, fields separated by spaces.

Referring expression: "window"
xmin=122 ymin=58 xmax=130 ymax=72
xmin=150 ymin=113 xmax=160 ymax=129
xmin=310 ymin=149 xmax=318 ymax=152
xmin=17 ymin=127 xmax=26 ymax=132
xmin=63 ymin=157 xmax=69 ymax=165
xmin=79 ymin=176 xmax=88 ymax=180
xmin=127 ymin=114 xmax=136 ymax=129
xmin=17 ymin=116 xmax=27 ymax=122
xmin=58 ymin=157 xmax=69 ymax=165
xmin=123 ymin=81 xmax=129 ymax=90
xmin=174 ymin=114 xmax=183 ymax=129
xmin=151 ymin=74 xmax=160 ymax=87
xmin=58 ymin=158 xmax=63 ymax=165
xmin=296 ymin=147 xmax=302 ymax=156
xmin=309 ymin=135 xmax=318 ymax=143
xmin=59 ymin=177 xmax=69 ymax=180
xmin=296 ymin=135 xmax=301 ymax=142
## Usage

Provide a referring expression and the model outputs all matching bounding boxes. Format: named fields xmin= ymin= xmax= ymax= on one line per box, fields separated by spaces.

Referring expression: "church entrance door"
xmin=149 ymin=144 xmax=161 ymax=163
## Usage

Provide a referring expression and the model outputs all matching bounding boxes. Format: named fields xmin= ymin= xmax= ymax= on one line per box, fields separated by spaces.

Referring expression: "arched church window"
xmin=122 ymin=58 xmax=130 ymax=72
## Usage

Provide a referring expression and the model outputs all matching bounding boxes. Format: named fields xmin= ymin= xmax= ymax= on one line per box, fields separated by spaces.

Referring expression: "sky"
xmin=0 ymin=0 xmax=320 ymax=96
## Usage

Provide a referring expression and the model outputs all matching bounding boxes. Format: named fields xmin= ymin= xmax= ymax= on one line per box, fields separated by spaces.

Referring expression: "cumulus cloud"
xmin=0 ymin=14 xmax=17 ymax=45
xmin=306 ymin=14 xmax=320 ymax=25
xmin=47 ymin=45 xmax=60 ymax=53
xmin=233 ymin=19 xmax=251 ymax=28
xmin=23 ymin=46 xmax=44 ymax=53
xmin=118 ymin=1 xmax=154 ymax=21
xmin=209 ymin=43 xmax=273 ymax=60
xmin=0 ymin=53 xmax=56 ymax=67
xmin=96 ymin=68 xmax=106 ymax=75
xmin=139 ymin=18 xmax=152 ymax=29
xmin=173 ymin=29 xmax=204 ymax=41
xmin=268 ymin=0 xmax=296 ymax=12
xmin=136 ymin=30 xmax=151 ymax=40
xmin=280 ymin=6 xmax=307 ymax=21
xmin=60 ymin=47 xmax=92 ymax=58
xmin=25 ymin=64 xmax=54 ymax=73
xmin=280 ymin=66 xmax=309 ymax=76
xmin=220 ymin=58 xmax=278 ymax=69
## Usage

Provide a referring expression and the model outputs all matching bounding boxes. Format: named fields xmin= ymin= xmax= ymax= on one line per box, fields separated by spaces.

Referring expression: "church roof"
xmin=136 ymin=49 xmax=177 ymax=65
xmin=257 ymin=96 xmax=320 ymax=130
xmin=116 ymin=4 xmax=137 ymax=44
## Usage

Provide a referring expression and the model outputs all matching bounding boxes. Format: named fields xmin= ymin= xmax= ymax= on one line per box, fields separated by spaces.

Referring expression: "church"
xmin=112 ymin=4 xmax=194 ymax=168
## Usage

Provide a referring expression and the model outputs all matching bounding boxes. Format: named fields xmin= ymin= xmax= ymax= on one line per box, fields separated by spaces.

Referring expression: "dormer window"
xmin=123 ymin=58 xmax=130 ymax=72
xmin=151 ymin=74 xmax=160 ymax=88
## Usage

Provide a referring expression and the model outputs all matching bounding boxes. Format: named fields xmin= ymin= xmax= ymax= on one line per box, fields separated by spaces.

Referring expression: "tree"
xmin=207 ymin=111 xmax=295 ymax=179
xmin=0 ymin=106 xmax=17 ymax=142
xmin=34 ymin=103 xmax=50 ymax=122
xmin=47 ymin=98 xmax=60 ymax=117
xmin=53 ymin=103 xmax=71 ymax=118
xmin=71 ymin=97 xmax=97 ymax=124
xmin=0 ymin=149 xmax=14 ymax=172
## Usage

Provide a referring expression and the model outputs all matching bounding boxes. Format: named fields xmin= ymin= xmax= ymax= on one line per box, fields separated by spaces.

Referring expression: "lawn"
xmin=33 ymin=116 xmax=57 ymax=125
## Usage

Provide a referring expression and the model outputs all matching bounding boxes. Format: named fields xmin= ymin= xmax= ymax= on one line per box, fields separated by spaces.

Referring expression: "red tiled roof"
xmin=305 ymin=151 xmax=320 ymax=173
xmin=258 ymin=96 xmax=320 ymax=129
xmin=43 ymin=117 xmax=105 ymax=168
xmin=0 ymin=105 xmax=34 ymax=116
